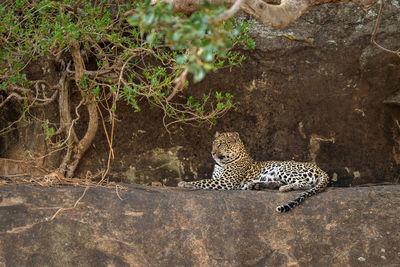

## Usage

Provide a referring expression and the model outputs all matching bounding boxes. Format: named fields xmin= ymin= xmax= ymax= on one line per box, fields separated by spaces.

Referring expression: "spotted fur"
xmin=178 ymin=132 xmax=329 ymax=212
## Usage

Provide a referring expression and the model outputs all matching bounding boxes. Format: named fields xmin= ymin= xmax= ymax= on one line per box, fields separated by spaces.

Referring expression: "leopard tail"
xmin=276 ymin=171 xmax=329 ymax=213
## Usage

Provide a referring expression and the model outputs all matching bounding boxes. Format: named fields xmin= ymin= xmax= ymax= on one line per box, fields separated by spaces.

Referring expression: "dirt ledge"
xmin=0 ymin=184 xmax=399 ymax=266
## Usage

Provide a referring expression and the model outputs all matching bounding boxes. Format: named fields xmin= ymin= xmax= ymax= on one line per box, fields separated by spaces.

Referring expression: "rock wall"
xmin=78 ymin=1 xmax=400 ymax=186
xmin=0 ymin=185 xmax=399 ymax=266
xmin=1 ymin=1 xmax=400 ymax=186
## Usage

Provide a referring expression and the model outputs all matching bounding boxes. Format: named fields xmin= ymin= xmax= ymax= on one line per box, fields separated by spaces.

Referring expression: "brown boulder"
xmin=0 ymin=184 xmax=399 ymax=266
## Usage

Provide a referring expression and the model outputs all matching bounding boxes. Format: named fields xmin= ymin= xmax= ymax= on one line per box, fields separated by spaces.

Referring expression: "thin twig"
xmin=50 ymin=185 xmax=90 ymax=220
xmin=115 ymin=184 xmax=125 ymax=200
xmin=96 ymin=103 xmax=114 ymax=157
xmin=166 ymin=67 xmax=188 ymax=101
xmin=370 ymin=0 xmax=400 ymax=57
xmin=96 ymin=102 xmax=115 ymax=185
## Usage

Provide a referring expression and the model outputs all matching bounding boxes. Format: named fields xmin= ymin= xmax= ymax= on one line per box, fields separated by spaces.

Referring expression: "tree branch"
xmin=242 ymin=0 xmax=311 ymax=28
xmin=166 ymin=67 xmax=188 ymax=101
xmin=216 ymin=0 xmax=247 ymax=22
xmin=0 ymin=92 xmax=24 ymax=108
xmin=65 ymin=43 xmax=99 ymax=178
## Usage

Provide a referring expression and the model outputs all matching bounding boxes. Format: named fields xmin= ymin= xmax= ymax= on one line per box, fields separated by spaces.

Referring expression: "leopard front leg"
xmin=178 ymin=177 xmax=238 ymax=190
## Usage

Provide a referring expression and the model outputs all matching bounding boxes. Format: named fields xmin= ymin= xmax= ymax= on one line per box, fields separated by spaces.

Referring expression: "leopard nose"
xmin=218 ymin=155 xmax=225 ymax=160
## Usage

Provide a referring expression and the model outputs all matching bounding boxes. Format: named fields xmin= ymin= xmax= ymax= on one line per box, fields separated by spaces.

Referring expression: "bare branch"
xmin=65 ymin=43 xmax=99 ymax=178
xmin=31 ymin=80 xmax=59 ymax=108
xmin=242 ymin=0 xmax=311 ymax=29
xmin=58 ymin=66 xmax=79 ymax=143
xmin=166 ymin=67 xmax=188 ymax=101
xmin=0 ymin=92 xmax=24 ymax=108
xmin=216 ymin=0 xmax=247 ymax=22
xmin=1 ymin=79 xmax=58 ymax=109
xmin=370 ymin=0 xmax=400 ymax=57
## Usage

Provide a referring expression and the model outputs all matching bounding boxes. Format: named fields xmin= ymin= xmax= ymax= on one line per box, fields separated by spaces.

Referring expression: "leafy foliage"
xmin=1 ymin=0 xmax=254 ymax=129
xmin=129 ymin=0 xmax=254 ymax=82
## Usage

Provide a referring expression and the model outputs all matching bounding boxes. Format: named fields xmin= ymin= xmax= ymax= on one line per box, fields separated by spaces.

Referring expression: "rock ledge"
xmin=0 ymin=184 xmax=399 ymax=266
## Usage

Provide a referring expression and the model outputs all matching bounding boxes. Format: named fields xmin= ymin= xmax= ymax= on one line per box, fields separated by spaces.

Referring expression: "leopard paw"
xmin=178 ymin=181 xmax=195 ymax=188
xmin=279 ymin=184 xmax=293 ymax=192
xmin=247 ymin=182 xmax=263 ymax=190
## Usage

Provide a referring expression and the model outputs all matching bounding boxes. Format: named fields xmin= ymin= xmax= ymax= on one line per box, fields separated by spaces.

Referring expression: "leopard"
xmin=178 ymin=131 xmax=329 ymax=212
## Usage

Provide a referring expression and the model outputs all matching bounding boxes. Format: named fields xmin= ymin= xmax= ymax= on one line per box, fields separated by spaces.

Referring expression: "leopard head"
xmin=212 ymin=132 xmax=247 ymax=166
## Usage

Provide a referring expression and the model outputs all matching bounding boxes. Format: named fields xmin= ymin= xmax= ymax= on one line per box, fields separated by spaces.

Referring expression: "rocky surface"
xmin=0 ymin=184 xmax=399 ymax=266
xmin=1 ymin=1 xmax=400 ymax=186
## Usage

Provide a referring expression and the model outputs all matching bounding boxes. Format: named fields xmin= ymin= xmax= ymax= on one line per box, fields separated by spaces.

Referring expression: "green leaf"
xmin=215 ymin=91 xmax=222 ymax=101
xmin=176 ymin=54 xmax=187 ymax=65
xmin=193 ymin=68 xmax=206 ymax=82
xmin=187 ymin=96 xmax=195 ymax=105
xmin=144 ymin=13 xmax=155 ymax=25
xmin=172 ymin=31 xmax=181 ymax=42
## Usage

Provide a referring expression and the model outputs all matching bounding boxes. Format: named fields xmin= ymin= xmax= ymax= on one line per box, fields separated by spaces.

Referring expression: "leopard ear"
xmin=232 ymin=132 xmax=240 ymax=141
xmin=215 ymin=131 xmax=220 ymax=138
